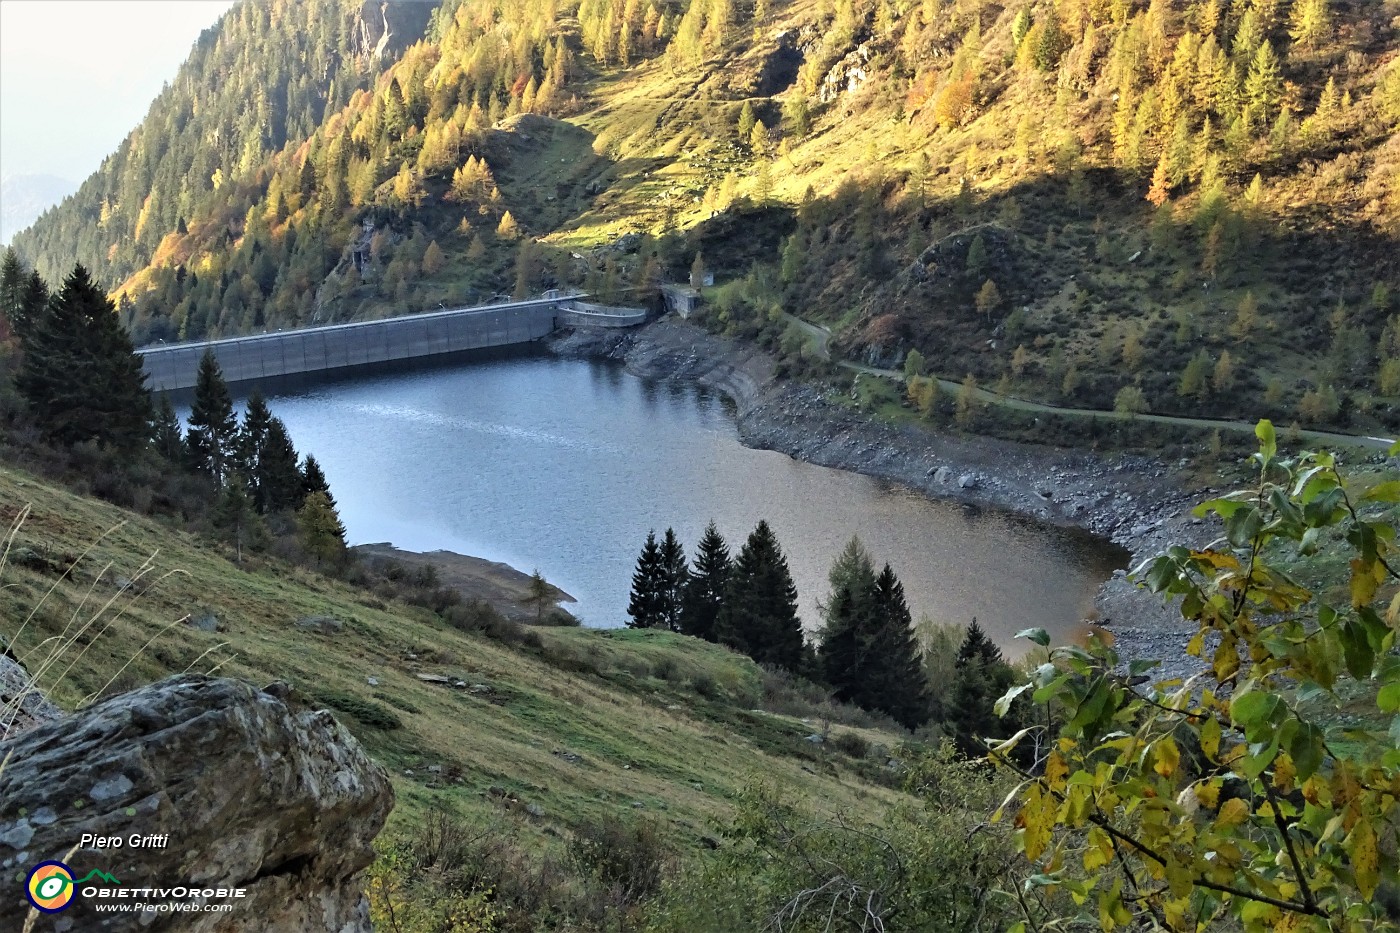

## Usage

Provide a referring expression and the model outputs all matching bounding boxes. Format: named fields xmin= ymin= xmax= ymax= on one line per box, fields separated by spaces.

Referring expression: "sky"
xmin=0 ymin=0 xmax=238 ymax=185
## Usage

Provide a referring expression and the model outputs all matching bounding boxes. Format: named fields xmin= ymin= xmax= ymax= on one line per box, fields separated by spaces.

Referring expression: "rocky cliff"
xmin=0 ymin=675 xmax=392 ymax=931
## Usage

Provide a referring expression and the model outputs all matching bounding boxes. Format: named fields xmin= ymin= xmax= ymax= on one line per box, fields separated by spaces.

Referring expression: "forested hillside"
xmin=10 ymin=0 xmax=434 ymax=299
xmin=10 ymin=0 xmax=1400 ymax=433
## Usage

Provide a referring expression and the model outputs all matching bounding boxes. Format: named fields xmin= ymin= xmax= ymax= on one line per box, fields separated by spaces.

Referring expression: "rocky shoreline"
xmin=550 ymin=319 xmax=1212 ymax=676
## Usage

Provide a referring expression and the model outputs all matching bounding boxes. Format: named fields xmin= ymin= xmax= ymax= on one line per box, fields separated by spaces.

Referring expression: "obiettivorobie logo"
xmin=25 ymin=861 xmax=122 ymax=913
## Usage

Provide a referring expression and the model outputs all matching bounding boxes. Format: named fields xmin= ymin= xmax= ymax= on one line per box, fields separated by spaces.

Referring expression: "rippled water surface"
xmin=228 ymin=352 xmax=1128 ymax=649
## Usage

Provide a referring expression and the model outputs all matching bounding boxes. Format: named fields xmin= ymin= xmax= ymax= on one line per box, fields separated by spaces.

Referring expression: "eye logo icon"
xmin=26 ymin=861 xmax=75 ymax=912
xmin=24 ymin=861 xmax=121 ymax=912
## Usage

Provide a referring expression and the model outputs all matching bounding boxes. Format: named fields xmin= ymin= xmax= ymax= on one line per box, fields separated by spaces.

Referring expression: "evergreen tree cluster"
xmin=1 ymin=248 xmax=345 ymax=567
xmin=816 ymin=538 xmax=929 ymax=730
xmin=625 ymin=524 xmax=1032 ymax=741
xmin=178 ymin=349 xmax=346 ymax=564
xmin=628 ymin=524 xmax=935 ymax=729
xmin=6 ymin=258 xmax=149 ymax=451
xmin=627 ymin=519 xmax=804 ymax=672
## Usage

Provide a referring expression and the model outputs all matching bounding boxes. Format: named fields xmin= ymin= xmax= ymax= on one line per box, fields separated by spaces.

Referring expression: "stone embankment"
xmin=0 ymin=675 xmax=392 ymax=932
xmin=551 ymin=320 xmax=1211 ymax=673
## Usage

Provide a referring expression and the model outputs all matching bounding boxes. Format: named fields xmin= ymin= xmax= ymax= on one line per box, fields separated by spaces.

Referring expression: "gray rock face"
xmin=0 ymin=675 xmax=393 ymax=932
xmin=0 ymin=654 xmax=62 ymax=742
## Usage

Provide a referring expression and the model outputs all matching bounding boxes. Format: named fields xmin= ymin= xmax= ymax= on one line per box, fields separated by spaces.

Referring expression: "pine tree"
xmin=868 ymin=563 xmax=929 ymax=729
xmin=1179 ymin=351 xmax=1213 ymax=400
xmin=185 ymin=350 xmax=237 ymax=484
xmin=151 ymin=394 xmax=185 ymax=463
xmin=965 ymin=234 xmax=988 ymax=277
xmin=681 ymin=521 xmax=731 ymax=641
xmin=738 ymin=100 xmax=756 ymax=139
xmin=818 ymin=537 xmax=879 ymax=703
xmin=975 ymin=279 xmax=1001 ymax=318
xmin=783 ymin=95 xmax=810 ymax=138
xmin=1245 ymin=42 xmax=1283 ymax=119
xmin=257 ymin=417 xmax=303 ymax=513
xmin=297 ymin=490 xmax=347 ymax=567
xmin=422 ymin=240 xmax=445 ymax=276
xmin=301 ymin=453 xmax=335 ymax=508
xmin=955 ymin=618 xmax=1003 ymax=667
xmin=1289 ymin=0 xmax=1331 ymax=51
xmin=213 ymin=473 xmax=265 ymax=564
xmin=526 ymin=569 xmax=553 ymax=623
xmin=0 ymin=248 xmax=27 ymax=341
xmin=948 ymin=653 xmax=1017 ymax=756
xmin=236 ymin=390 xmax=274 ymax=489
xmin=15 ymin=263 xmax=150 ymax=450
xmin=716 ymin=520 xmax=804 ymax=670
xmin=658 ymin=527 xmax=688 ymax=632
xmin=628 ymin=531 xmax=667 ymax=628
xmin=947 ymin=618 xmax=1016 ymax=755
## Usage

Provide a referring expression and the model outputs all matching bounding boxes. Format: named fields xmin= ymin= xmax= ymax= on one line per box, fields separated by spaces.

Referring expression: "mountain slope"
xmin=9 ymin=0 xmax=436 ymax=290
xmin=10 ymin=0 xmax=1400 ymax=435
xmin=0 ymin=463 xmax=906 ymax=853
xmin=0 ymin=174 xmax=76 ymax=244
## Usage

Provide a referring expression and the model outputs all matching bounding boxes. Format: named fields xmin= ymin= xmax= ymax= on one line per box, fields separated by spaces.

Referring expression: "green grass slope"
xmin=0 ymin=466 xmax=906 ymax=847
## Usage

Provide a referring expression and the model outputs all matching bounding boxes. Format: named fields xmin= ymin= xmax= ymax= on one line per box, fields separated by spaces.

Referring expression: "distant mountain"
xmin=0 ymin=174 xmax=76 ymax=245
xmin=8 ymin=0 xmax=436 ymax=288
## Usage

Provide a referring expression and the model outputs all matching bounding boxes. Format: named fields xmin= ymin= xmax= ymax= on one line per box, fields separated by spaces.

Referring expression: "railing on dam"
xmin=138 ymin=294 xmax=647 ymax=391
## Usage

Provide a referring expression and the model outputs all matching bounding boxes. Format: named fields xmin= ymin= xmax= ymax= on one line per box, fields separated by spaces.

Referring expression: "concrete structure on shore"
xmin=139 ymin=295 xmax=647 ymax=391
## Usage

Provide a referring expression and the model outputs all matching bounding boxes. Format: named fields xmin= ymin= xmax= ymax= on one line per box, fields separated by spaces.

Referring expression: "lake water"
xmin=225 ymin=351 xmax=1128 ymax=650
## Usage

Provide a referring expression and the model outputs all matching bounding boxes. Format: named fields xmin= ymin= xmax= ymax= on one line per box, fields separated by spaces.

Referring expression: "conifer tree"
xmin=257 ymin=416 xmax=303 ymax=513
xmin=0 ymin=249 xmax=26 ymax=340
xmin=15 ymin=263 xmax=150 ymax=450
xmin=716 ymin=520 xmax=804 ymax=670
xmin=627 ymin=530 xmax=667 ymax=628
xmin=301 ymin=453 xmax=335 ymax=507
xmin=738 ymin=100 xmax=756 ymax=139
xmin=955 ymin=618 xmax=1003 ymax=667
xmin=818 ymin=537 xmax=879 ymax=702
xmin=819 ymin=541 xmax=930 ymax=729
xmin=948 ymin=619 xmax=1017 ymax=756
xmin=689 ymin=252 xmax=706 ymax=288
xmin=965 ymin=234 xmax=988 ymax=277
xmin=868 ymin=563 xmax=930 ymax=729
xmin=657 ymin=527 xmax=688 ymax=632
xmin=151 ymin=394 xmax=185 ymax=463
xmin=213 ymin=473 xmax=265 ymax=564
xmin=783 ymin=95 xmax=810 ymax=138
xmin=236 ymin=390 xmax=274 ymax=489
xmin=1289 ymin=0 xmax=1331 ymax=51
xmin=526 ymin=569 xmax=552 ymax=623
xmin=1245 ymin=42 xmax=1283 ymax=119
xmin=681 ymin=521 xmax=731 ymax=641
xmin=297 ymin=490 xmax=348 ymax=568
xmin=185 ymin=350 xmax=238 ymax=484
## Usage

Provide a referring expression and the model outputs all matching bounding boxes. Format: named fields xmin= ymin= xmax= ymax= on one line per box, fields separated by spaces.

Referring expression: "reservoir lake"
xmin=222 ymin=351 xmax=1129 ymax=650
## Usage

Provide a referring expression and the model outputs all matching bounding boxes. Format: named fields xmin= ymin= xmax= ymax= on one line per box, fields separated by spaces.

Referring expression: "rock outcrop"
xmin=0 ymin=675 xmax=392 ymax=931
xmin=0 ymin=654 xmax=62 ymax=741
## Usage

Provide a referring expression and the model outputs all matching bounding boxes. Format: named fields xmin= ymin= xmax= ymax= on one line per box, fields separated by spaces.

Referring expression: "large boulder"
xmin=0 ymin=654 xmax=62 ymax=741
xmin=0 ymin=675 xmax=393 ymax=931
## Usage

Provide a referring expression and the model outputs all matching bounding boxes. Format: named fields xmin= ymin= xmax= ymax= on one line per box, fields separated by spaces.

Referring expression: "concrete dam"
xmin=138 ymin=295 xmax=647 ymax=392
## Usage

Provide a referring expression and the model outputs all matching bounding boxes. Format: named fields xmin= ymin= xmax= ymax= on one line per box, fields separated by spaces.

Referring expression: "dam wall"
xmin=140 ymin=300 xmax=567 ymax=392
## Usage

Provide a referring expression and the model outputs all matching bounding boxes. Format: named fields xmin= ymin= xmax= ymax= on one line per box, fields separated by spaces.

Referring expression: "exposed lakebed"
xmin=217 ymin=349 xmax=1129 ymax=650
